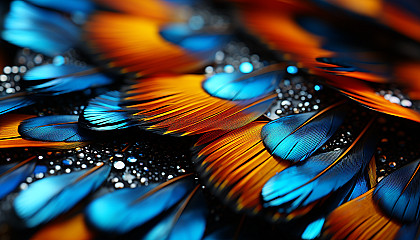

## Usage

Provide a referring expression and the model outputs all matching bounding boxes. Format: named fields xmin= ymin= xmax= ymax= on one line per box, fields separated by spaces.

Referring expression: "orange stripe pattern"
xmin=194 ymin=121 xmax=289 ymax=216
xmin=323 ymin=190 xmax=402 ymax=240
xmin=0 ymin=114 xmax=84 ymax=149
xmin=124 ymin=74 xmax=276 ymax=135
xmin=84 ymin=12 xmax=207 ymax=76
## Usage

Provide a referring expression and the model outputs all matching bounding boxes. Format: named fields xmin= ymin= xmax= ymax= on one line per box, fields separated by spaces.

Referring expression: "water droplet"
xmin=53 ymin=55 xmax=65 ymax=66
xmin=189 ymin=15 xmax=205 ymax=30
xmin=286 ymin=66 xmax=298 ymax=74
xmin=215 ymin=51 xmax=225 ymax=61
xmin=122 ymin=173 xmax=135 ymax=182
xmin=3 ymin=66 xmax=11 ymax=74
xmin=113 ymin=161 xmax=125 ymax=170
xmin=205 ymin=66 xmax=213 ymax=74
xmin=389 ymin=162 xmax=396 ymax=168
xmin=35 ymin=172 xmax=44 ymax=179
xmin=281 ymin=100 xmax=291 ymax=106
xmin=20 ymin=183 xmax=28 ymax=190
xmin=239 ymin=62 xmax=253 ymax=73
xmin=127 ymin=156 xmax=137 ymax=163
xmin=401 ymin=99 xmax=412 ymax=107
xmin=389 ymin=96 xmax=400 ymax=104
xmin=224 ymin=64 xmax=234 ymax=73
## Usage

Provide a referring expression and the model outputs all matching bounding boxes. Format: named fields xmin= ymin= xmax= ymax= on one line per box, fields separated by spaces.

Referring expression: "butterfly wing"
xmin=2 ymin=1 xmax=80 ymax=57
xmin=261 ymin=102 xmax=346 ymax=162
xmin=324 ymin=76 xmax=420 ymax=123
xmin=193 ymin=121 xmax=290 ymax=217
xmin=14 ymin=163 xmax=111 ymax=227
xmin=323 ymin=190 xmax=402 ymax=240
xmin=373 ymin=159 xmax=420 ymax=222
xmin=18 ymin=115 xmax=92 ymax=142
xmin=0 ymin=157 xmax=36 ymax=199
xmin=142 ymin=187 xmax=207 ymax=240
xmin=25 ymin=0 xmax=94 ymax=14
xmin=0 ymin=114 xmax=84 ymax=148
xmin=93 ymin=0 xmax=193 ymax=22
xmin=83 ymin=12 xmax=230 ymax=76
xmin=0 ymin=93 xmax=34 ymax=115
xmin=80 ymin=91 xmax=137 ymax=131
xmin=85 ymin=175 xmax=194 ymax=234
xmin=262 ymin=119 xmax=377 ymax=213
xmin=23 ymin=64 xmax=113 ymax=95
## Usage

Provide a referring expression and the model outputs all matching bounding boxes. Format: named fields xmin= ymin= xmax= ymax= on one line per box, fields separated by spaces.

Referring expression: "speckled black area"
xmin=266 ymin=74 xmax=342 ymax=120
xmin=374 ymin=116 xmax=420 ymax=181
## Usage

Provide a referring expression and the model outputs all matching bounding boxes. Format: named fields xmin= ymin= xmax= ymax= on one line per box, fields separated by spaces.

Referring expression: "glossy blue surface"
xmin=143 ymin=190 xmax=207 ymax=240
xmin=262 ymin=129 xmax=377 ymax=212
xmin=85 ymin=177 xmax=194 ymax=234
xmin=24 ymin=64 xmax=113 ymax=95
xmin=346 ymin=174 xmax=369 ymax=202
xmin=261 ymin=106 xmax=345 ymax=162
xmin=396 ymin=220 xmax=420 ymax=240
xmin=26 ymin=0 xmax=94 ymax=14
xmin=82 ymin=91 xmax=136 ymax=131
xmin=0 ymin=94 xmax=34 ymax=115
xmin=202 ymin=70 xmax=282 ymax=101
xmin=14 ymin=164 xmax=110 ymax=227
xmin=0 ymin=161 xmax=35 ymax=199
xmin=286 ymin=66 xmax=298 ymax=74
xmin=159 ymin=24 xmax=231 ymax=53
xmin=374 ymin=159 xmax=420 ymax=222
xmin=18 ymin=115 xmax=91 ymax=142
xmin=301 ymin=218 xmax=325 ymax=240
xmin=2 ymin=1 xmax=80 ymax=57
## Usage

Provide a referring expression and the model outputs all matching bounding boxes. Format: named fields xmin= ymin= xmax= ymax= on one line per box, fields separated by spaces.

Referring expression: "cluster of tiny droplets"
xmin=108 ymin=141 xmax=191 ymax=189
xmin=0 ymin=48 xmax=47 ymax=96
xmin=375 ymin=119 xmax=420 ymax=183
xmin=13 ymin=137 xmax=193 ymax=191
xmin=265 ymin=74 xmax=329 ymax=120
xmin=0 ymin=48 xmax=89 ymax=97
xmin=13 ymin=48 xmax=101 ymax=116
xmin=321 ymin=129 xmax=354 ymax=151
xmin=376 ymin=88 xmax=418 ymax=110
xmin=0 ymin=47 xmax=65 ymax=96
xmin=188 ymin=6 xmax=230 ymax=32
xmin=17 ymin=48 xmax=87 ymax=68
xmin=0 ymin=65 xmax=25 ymax=95
xmin=316 ymin=107 xmax=371 ymax=154
xmin=204 ymin=41 xmax=266 ymax=76
xmin=18 ymin=147 xmax=104 ymax=191
xmin=16 ymin=48 xmax=50 ymax=69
